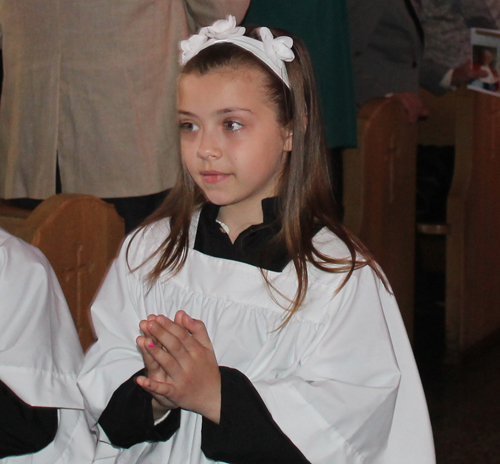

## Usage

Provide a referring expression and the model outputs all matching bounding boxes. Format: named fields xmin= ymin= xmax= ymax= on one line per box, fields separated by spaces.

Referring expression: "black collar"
xmin=193 ymin=198 xmax=290 ymax=272
xmin=201 ymin=197 xmax=281 ymax=227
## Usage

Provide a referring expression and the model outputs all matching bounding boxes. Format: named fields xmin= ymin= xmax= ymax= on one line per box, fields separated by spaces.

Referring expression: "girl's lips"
xmin=200 ymin=171 xmax=230 ymax=184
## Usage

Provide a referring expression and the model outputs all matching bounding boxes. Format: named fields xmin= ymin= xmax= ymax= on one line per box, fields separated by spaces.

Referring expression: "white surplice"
xmin=79 ymin=214 xmax=436 ymax=464
xmin=0 ymin=228 xmax=95 ymax=464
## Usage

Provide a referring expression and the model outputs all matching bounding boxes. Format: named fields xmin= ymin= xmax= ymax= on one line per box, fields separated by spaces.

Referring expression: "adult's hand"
xmin=451 ymin=60 xmax=488 ymax=87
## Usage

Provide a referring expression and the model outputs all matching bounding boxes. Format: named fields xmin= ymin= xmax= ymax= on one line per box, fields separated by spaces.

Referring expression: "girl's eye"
xmin=179 ymin=122 xmax=199 ymax=132
xmin=223 ymin=120 xmax=243 ymax=131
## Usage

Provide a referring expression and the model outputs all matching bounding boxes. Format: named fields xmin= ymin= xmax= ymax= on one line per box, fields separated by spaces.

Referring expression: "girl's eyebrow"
xmin=178 ymin=108 xmax=253 ymax=116
xmin=217 ymin=107 xmax=252 ymax=115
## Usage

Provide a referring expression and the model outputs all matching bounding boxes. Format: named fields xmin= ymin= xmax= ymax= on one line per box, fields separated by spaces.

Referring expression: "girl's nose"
xmin=197 ymin=131 xmax=222 ymax=160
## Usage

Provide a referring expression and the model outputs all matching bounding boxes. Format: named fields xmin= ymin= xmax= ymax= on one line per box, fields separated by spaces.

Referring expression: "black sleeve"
xmin=98 ymin=369 xmax=181 ymax=449
xmin=201 ymin=367 xmax=310 ymax=464
xmin=0 ymin=380 xmax=58 ymax=459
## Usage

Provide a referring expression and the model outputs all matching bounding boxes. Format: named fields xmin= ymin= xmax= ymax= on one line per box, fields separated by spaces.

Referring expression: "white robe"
xmin=79 ymin=214 xmax=436 ymax=464
xmin=0 ymin=228 xmax=95 ymax=464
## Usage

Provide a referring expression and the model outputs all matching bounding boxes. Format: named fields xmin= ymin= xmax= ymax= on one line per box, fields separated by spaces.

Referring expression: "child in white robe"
xmin=0 ymin=227 xmax=95 ymax=463
xmin=78 ymin=17 xmax=436 ymax=464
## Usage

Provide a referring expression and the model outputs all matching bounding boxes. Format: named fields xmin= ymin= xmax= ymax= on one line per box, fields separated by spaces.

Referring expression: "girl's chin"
xmin=203 ymin=196 xmax=231 ymax=207
xmin=198 ymin=190 xmax=229 ymax=206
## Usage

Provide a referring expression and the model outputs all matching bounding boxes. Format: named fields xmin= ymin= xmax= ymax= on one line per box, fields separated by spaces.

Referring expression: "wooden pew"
xmin=343 ymin=97 xmax=418 ymax=340
xmin=417 ymin=87 xmax=500 ymax=360
xmin=445 ymin=89 xmax=500 ymax=359
xmin=0 ymin=194 xmax=125 ymax=351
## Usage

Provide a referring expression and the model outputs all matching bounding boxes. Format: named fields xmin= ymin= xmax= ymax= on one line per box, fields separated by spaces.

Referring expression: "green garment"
xmin=243 ymin=0 xmax=357 ymax=148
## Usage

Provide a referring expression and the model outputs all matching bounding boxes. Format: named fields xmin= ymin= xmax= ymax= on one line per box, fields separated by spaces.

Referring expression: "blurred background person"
xmin=243 ymin=0 xmax=357 ymax=150
xmin=0 ymin=1 xmax=249 ymax=233
xmin=420 ymin=0 xmax=499 ymax=94
xmin=243 ymin=0 xmax=357 ymax=212
xmin=348 ymin=0 xmax=498 ymax=123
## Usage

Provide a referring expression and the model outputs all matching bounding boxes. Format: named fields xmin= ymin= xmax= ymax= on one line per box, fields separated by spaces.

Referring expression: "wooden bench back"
xmin=418 ymin=87 xmax=458 ymax=147
xmin=445 ymin=90 xmax=500 ymax=358
xmin=0 ymin=194 xmax=124 ymax=351
xmin=343 ymin=97 xmax=418 ymax=339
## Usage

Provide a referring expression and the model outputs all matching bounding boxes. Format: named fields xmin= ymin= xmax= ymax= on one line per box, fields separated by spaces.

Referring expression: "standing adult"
xmin=0 ymin=1 xmax=249 ymax=231
xmin=348 ymin=0 xmax=428 ymax=122
xmin=243 ymin=0 xmax=357 ymax=212
xmin=419 ymin=0 xmax=499 ymax=92
xmin=348 ymin=0 xmax=499 ymax=122
xmin=243 ymin=0 xmax=357 ymax=150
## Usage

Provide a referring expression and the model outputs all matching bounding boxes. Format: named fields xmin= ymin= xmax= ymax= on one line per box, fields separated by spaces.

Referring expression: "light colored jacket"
xmin=0 ymin=0 xmax=249 ymax=199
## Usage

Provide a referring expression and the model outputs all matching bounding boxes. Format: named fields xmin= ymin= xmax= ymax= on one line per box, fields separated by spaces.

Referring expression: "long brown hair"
xmin=134 ymin=27 xmax=380 ymax=325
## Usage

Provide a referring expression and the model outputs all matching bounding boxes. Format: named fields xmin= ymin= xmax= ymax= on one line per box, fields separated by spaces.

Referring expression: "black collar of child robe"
xmin=194 ymin=197 xmax=290 ymax=272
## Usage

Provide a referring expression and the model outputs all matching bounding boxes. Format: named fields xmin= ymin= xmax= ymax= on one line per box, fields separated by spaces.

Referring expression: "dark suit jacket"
xmin=348 ymin=0 xmax=424 ymax=107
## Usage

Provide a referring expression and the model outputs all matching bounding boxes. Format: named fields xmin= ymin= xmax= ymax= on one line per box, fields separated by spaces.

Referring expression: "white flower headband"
xmin=180 ymin=15 xmax=295 ymax=88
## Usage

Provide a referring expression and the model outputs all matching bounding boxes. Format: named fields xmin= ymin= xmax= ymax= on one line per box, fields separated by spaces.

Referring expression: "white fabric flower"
xmin=260 ymin=27 xmax=295 ymax=68
xmin=179 ymin=16 xmax=295 ymax=87
xmin=180 ymin=34 xmax=208 ymax=65
xmin=203 ymin=15 xmax=245 ymax=40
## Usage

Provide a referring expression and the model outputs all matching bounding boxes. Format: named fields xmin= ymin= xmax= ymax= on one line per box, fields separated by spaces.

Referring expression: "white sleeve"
xmin=439 ymin=68 xmax=455 ymax=90
xmin=78 ymin=234 xmax=147 ymax=427
xmin=0 ymin=230 xmax=84 ymax=409
xmin=252 ymin=267 xmax=434 ymax=464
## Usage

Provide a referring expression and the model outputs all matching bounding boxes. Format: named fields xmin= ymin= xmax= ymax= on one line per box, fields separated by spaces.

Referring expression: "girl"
xmin=79 ymin=16 xmax=435 ymax=464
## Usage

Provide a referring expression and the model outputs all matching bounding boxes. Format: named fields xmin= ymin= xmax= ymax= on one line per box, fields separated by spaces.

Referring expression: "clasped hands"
xmin=136 ymin=310 xmax=221 ymax=424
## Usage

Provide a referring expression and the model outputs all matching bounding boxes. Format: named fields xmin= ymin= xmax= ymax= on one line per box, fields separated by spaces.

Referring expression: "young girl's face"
xmin=178 ymin=66 xmax=292 ymax=215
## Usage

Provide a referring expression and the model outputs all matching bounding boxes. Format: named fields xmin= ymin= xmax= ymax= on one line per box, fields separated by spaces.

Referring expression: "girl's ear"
xmin=283 ymin=129 xmax=293 ymax=152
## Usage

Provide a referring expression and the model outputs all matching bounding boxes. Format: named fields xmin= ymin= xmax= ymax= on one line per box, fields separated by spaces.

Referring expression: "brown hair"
xmin=134 ymin=27 xmax=381 ymax=325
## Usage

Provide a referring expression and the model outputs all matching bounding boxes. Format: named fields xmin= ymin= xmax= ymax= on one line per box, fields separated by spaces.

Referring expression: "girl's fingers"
xmin=155 ymin=315 xmax=190 ymax=341
xmin=138 ymin=335 xmax=176 ymax=383
xmin=146 ymin=318 xmax=192 ymax=359
xmin=137 ymin=336 xmax=163 ymax=373
xmin=140 ymin=315 xmax=161 ymax=339
xmin=140 ymin=319 xmax=168 ymax=353
xmin=136 ymin=376 xmax=174 ymax=400
xmin=139 ymin=320 xmax=153 ymax=340
xmin=142 ymin=313 xmax=215 ymax=363
xmin=144 ymin=335 xmax=184 ymax=378
xmin=158 ymin=311 xmax=213 ymax=351
xmin=136 ymin=377 xmax=179 ymax=411
xmin=140 ymin=319 xmax=155 ymax=338
xmin=173 ymin=310 xmax=185 ymax=326
xmin=140 ymin=321 xmax=187 ymax=379
xmin=137 ymin=335 xmax=154 ymax=357
xmin=178 ymin=311 xmax=214 ymax=350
